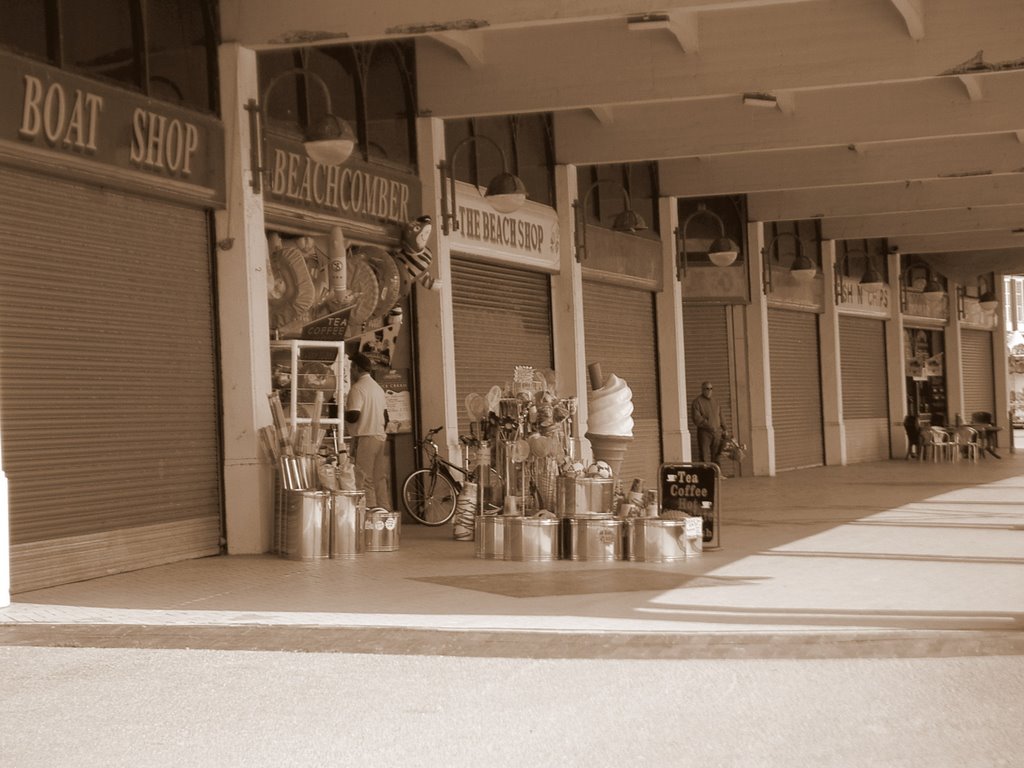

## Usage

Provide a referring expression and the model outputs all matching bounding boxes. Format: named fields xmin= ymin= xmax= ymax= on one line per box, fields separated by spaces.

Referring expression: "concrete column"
xmin=655 ymin=196 xmax=690 ymax=462
xmin=1 ymin=422 xmax=9 ymax=607
xmin=993 ymin=274 xmax=1011 ymax=448
xmin=946 ymin=282 xmax=965 ymax=425
xmin=215 ymin=43 xmax=275 ymax=554
xmin=820 ymin=239 xmax=846 ymax=465
xmin=886 ymin=252 xmax=909 ymax=458
xmin=745 ymin=221 xmax=775 ymax=476
xmin=551 ymin=164 xmax=589 ymax=460
xmin=414 ymin=117 xmax=460 ymax=460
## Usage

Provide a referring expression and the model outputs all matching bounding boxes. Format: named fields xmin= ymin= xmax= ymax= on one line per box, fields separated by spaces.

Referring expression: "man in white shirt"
xmin=345 ymin=352 xmax=390 ymax=508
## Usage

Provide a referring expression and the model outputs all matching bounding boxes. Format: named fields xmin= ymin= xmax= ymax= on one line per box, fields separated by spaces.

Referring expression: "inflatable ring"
xmin=268 ymin=246 xmax=316 ymax=330
xmin=354 ymin=244 xmax=402 ymax=319
xmin=346 ymin=250 xmax=380 ymax=327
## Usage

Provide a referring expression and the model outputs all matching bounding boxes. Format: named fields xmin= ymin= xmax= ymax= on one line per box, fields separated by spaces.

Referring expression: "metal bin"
xmin=563 ymin=516 xmax=624 ymax=561
xmin=283 ymin=490 xmax=331 ymax=561
xmin=329 ymin=490 xmax=366 ymax=558
xmin=364 ymin=507 xmax=400 ymax=551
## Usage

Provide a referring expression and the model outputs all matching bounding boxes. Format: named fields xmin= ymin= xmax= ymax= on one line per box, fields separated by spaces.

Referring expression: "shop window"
xmin=363 ymin=43 xmax=415 ymax=168
xmin=0 ymin=0 xmax=218 ymax=113
xmin=61 ymin=0 xmax=139 ymax=89
xmin=0 ymin=2 xmax=52 ymax=62
xmin=836 ymin=238 xmax=886 ymax=280
xmin=260 ymin=41 xmax=417 ymax=170
xmin=765 ymin=219 xmax=821 ymax=269
xmin=677 ymin=195 xmax=747 ymax=267
xmin=261 ymin=49 xmax=342 ymax=140
xmin=444 ymin=115 xmax=556 ymax=207
xmin=578 ymin=162 xmax=660 ymax=237
xmin=143 ymin=0 xmax=217 ymax=110
xmin=513 ymin=115 xmax=555 ymax=207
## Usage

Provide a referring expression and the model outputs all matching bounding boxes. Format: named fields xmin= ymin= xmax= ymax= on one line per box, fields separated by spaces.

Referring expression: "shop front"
xmin=447 ymin=182 xmax=559 ymax=440
xmin=904 ymin=326 xmax=947 ymax=426
xmin=260 ymin=130 xmax=424 ymax=514
xmin=581 ymin=223 xmax=663 ymax=484
xmin=0 ymin=52 xmax=225 ymax=591
xmin=833 ymin=241 xmax=892 ymax=463
xmin=763 ymin=222 xmax=826 ymax=472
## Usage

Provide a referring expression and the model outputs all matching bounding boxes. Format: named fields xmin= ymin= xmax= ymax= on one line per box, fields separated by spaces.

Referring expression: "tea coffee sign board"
xmin=660 ymin=463 xmax=720 ymax=549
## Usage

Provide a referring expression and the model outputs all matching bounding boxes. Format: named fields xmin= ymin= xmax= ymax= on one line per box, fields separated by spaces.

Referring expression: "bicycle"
xmin=401 ymin=426 xmax=504 ymax=525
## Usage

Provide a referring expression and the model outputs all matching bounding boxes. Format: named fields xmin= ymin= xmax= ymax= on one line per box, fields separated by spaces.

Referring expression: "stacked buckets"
xmin=473 ymin=476 xmax=703 ymax=562
xmin=277 ymin=489 xmax=403 ymax=560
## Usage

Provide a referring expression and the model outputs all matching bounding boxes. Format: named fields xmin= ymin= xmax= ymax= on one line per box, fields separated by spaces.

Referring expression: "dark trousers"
xmin=698 ymin=428 xmax=722 ymax=464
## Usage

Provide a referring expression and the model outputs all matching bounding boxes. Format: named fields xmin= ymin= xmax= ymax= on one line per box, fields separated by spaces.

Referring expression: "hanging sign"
xmin=264 ymin=134 xmax=419 ymax=228
xmin=4 ymin=50 xmax=223 ymax=198
xmin=449 ymin=180 xmax=559 ymax=271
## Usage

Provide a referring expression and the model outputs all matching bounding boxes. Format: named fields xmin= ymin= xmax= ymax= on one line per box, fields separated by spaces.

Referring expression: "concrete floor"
xmin=2 ymin=451 xmax=1023 ymax=656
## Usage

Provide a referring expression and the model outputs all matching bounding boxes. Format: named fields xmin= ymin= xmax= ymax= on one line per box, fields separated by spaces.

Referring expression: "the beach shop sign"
xmin=449 ymin=180 xmax=559 ymax=270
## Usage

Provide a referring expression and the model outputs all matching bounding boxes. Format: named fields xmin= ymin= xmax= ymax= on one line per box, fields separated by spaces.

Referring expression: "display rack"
xmin=270 ymin=339 xmax=347 ymax=441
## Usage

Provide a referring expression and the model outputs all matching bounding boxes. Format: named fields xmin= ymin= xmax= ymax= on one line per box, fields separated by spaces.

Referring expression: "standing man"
xmin=345 ymin=352 xmax=391 ymax=508
xmin=691 ymin=381 xmax=726 ymax=466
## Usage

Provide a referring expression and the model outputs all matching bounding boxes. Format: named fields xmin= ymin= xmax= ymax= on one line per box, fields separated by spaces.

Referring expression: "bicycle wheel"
xmin=469 ymin=466 xmax=505 ymax=513
xmin=402 ymin=468 xmax=458 ymax=525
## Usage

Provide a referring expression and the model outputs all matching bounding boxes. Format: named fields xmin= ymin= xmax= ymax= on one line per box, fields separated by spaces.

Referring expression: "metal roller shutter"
xmin=450 ymin=257 xmax=554 ymax=439
xmin=583 ymin=280 xmax=661 ymax=483
xmin=768 ymin=309 xmax=825 ymax=470
xmin=0 ymin=168 xmax=221 ymax=592
xmin=839 ymin=315 xmax=890 ymax=462
xmin=682 ymin=305 xmax=735 ymax=468
xmin=962 ymin=329 xmax=995 ymax=420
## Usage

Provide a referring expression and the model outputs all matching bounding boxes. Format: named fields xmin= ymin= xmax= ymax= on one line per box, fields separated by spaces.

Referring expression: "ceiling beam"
xmin=555 ymin=70 xmax=1024 ymax=165
xmin=220 ymin=0 xmax=819 ymax=47
xmin=890 ymin=231 xmax=1024 ymax=253
xmin=748 ymin=175 xmax=1024 ymax=221
xmin=429 ymin=30 xmax=485 ymax=68
xmin=415 ymin=0 xmax=1024 ymax=117
xmin=821 ymin=205 xmax=1024 ymax=240
xmin=627 ymin=10 xmax=699 ymax=52
xmin=659 ymin=133 xmax=1024 ymax=198
xmin=889 ymin=0 xmax=925 ymax=41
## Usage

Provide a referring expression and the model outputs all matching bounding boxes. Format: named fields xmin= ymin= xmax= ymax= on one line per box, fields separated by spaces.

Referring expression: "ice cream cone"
xmin=586 ymin=432 xmax=633 ymax=478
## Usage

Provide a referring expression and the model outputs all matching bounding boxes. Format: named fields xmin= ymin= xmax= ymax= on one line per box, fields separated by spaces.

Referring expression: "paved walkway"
xmin=3 ymin=453 xmax=1023 ymax=656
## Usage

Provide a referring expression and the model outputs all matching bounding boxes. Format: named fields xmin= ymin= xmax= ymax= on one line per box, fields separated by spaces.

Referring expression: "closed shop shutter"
xmin=768 ymin=308 xmax=824 ymax=470
xmin=839 ymin=315 xmax=890 ymax=462
xmin=450 ymin=257 xmax=554 ymax=439
xmin=0 ymin=167 xmax=221 ymax=592
xmin=962 ymin=329 xmax=995 ymax=420
xmin=583 ymin=280 xmax=661 ymax=483
xmin=682 ymin=305 xmax=735 ymax=469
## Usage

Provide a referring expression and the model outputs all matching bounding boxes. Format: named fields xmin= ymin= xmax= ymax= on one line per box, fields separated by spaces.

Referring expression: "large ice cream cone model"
xmin=584 ymin=432 xmax=632 ymax=478
xmin=585 ymin=362 xmax=635 ymax=477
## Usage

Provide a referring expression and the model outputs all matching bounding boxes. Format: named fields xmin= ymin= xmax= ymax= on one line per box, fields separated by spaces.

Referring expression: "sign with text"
xmin=377 ymin=367 xmax=412 ymax=434
xmin=264 ymin=134 xmax=420 ymax=228
xmin=449 ymin=180 xmax=559 ymax=271
xmin=660 ymin=462 xmax=720 ymax=549
xmin=3 ymin=50 xmax=223 ymax=198
xmin=836 ymin=276 xmax=891 ymax=315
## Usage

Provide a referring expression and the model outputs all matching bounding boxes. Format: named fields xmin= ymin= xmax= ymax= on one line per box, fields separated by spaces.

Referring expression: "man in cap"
xmin=345 ymin=352 xmax=391 ymax=508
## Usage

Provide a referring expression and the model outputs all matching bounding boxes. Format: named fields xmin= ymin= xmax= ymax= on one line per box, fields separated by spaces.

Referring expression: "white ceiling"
xmin=221 ymin=0 xmax=1024 ymax=272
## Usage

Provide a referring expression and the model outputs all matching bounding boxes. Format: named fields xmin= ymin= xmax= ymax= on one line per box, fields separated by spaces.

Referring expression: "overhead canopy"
xmin=219 ymin=0 xmax=1024 ymax=267
xmin=920 ymin=250 xmax=1024 ymax=285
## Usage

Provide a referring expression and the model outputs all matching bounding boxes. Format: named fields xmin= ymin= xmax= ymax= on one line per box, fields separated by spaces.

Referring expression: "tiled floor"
xmin=3 ymin=453 xmax=1024 ymax=650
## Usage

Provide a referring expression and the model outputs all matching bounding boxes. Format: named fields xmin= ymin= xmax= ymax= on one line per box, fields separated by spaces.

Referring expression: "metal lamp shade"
xmin=485 ymin=172 xmax=528 ymax=213
xmin=304 ymin=114 xmax=357 ymax=165
xmin=707 ymin=237 xmax=739 ymax=267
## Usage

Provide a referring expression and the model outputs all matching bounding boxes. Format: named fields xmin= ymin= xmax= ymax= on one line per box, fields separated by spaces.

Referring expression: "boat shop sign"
xmin=4 ymin=51 xmax=223 ymax=198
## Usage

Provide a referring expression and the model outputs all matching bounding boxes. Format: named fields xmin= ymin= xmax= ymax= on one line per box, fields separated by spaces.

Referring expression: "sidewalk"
xmin=2 ymin=454 xmax=1023 ymax=657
